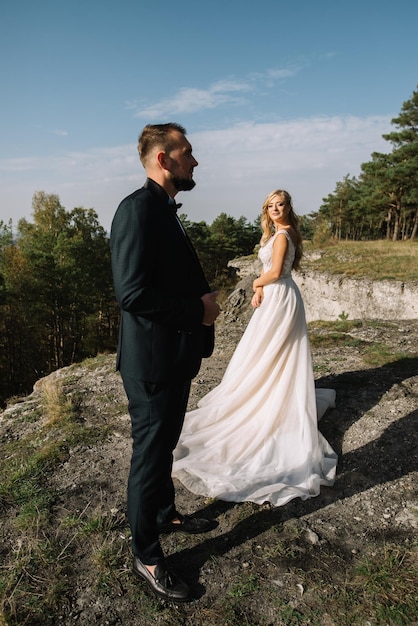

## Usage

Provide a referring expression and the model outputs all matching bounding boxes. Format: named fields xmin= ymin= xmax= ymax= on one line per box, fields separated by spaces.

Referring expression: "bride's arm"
xmin=251 ymin=268 xmax=264 ymax=308
xmin=252 ymin=234 xmax=288 ymax=291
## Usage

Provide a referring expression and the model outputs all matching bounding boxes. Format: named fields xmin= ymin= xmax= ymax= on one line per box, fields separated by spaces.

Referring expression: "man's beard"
xmin=172 ymin=176 xmax=196 ymax=191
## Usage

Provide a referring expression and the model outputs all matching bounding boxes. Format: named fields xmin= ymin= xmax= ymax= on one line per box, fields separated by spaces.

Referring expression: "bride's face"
xmin=267 ymin=195 xmax=289 ymax=223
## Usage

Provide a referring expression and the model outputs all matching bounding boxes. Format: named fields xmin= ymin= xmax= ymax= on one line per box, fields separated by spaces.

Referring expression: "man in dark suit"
xmin=110 ymin=123 xmax=220 ymax=602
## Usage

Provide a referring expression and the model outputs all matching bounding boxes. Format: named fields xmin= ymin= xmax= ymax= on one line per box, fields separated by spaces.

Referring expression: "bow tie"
xmin=172 ymin=202 xmax=182 ymax=212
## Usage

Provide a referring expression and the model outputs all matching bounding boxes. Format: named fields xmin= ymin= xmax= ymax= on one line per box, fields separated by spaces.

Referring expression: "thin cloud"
xmin=0 ymin=157 xmax=39 ymax=173
xmin=266 ymin=68 xmax=299 ymax=79
xmin=129 ymin=65 xmax=303 ymax=119
xmin=0 ymin=114 xmax=392 ymax=231
xmin=0 ymin=145 xmax=136 ymax=180
xmin=29 ymin=124 xmax=69 ymax=137
xmin=188 ymin=115 xmax=391 ymax=220
xmin=1 ymin=115 xmax=390 ymax=182
xmin=132 ymin=80 xmax=251 ymax=119
xmin=192 ymin=116 xmax=391 ymax=179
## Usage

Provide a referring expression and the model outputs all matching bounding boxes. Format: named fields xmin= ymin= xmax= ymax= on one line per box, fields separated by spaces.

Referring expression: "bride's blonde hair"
xmin=260 ymin=189 xmax=303 ymax=271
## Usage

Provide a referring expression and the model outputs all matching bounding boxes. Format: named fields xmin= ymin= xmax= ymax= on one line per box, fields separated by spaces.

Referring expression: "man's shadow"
xmin=168 ymin=357 xmax=418 ymax=595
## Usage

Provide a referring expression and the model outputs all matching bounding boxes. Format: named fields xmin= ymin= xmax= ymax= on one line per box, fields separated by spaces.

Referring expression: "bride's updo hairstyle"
xmin=260 ymin=189 xmax=303 ymax=271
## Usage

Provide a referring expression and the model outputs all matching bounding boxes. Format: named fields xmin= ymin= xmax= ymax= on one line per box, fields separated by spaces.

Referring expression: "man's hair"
xmin=138 ymin=123 xmax=187 ymax=167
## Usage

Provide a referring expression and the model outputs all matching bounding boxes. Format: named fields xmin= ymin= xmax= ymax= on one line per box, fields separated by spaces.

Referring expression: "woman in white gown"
xmin=172 ymin=190 xmax=338 ymax=507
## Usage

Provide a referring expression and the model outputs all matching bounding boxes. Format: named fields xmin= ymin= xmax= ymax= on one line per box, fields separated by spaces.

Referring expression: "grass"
xmin=0 ymin=374 xmax=116 ymax=625
xmin=39 ymin=377 xmax=77 ymax=426
xmin=348 ymin=544 xmax=418 ymax=624
xmin=1 ymin=314 xmax=417 ymax=624
xmin=0 ymin=377 xmax=110 ymax=529
xmin=227 ymin=573 xmax=260 ymax=599
xmin=0 ymin=523 xmax=75 ymax=624
xmin=190 ymin=538 xmax=418 ymax=626
xmin=308 ymin=320 xmax=417 ymax=369
xmin=309 ymin=331 xmax=364 ymax=350
xmin=302 ymin=239 xmax=418 ymax=281
xmin=74 ymin=353 xmax=115 ymax=372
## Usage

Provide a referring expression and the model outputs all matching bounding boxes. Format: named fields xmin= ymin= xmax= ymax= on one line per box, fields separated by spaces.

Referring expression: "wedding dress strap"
xmin=273 ymin=229 xmax=292 ymax=244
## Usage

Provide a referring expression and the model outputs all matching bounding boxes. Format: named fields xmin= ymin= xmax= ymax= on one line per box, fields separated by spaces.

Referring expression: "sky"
xmin=1 ymin=0 xmax=417 ymax=233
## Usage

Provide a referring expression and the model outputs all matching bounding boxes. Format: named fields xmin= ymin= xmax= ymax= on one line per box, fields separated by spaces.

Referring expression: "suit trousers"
xmin=121 ymin=374 xmax=192 ymax=564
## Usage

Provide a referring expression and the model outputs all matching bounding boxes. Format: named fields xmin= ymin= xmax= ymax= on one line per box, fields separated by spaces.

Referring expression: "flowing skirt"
xmin=173 ymin=277 xmax=338 ymax=506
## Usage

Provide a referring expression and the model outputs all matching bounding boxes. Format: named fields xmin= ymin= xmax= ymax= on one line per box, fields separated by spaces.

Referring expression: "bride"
xmin=172 ymin=189 xmax=338 ymax=507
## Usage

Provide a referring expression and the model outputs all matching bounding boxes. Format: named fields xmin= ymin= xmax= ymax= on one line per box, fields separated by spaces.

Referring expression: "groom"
xmin=110 ymin=123 xmax=220 ymax=602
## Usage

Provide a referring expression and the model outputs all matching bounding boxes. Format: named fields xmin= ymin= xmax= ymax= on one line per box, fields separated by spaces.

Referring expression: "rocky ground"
xmin=0 ymin=274 xmax=417 ymax=625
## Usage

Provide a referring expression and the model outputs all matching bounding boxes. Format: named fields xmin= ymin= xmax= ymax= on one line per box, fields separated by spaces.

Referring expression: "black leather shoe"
xmin=132 ymin=556 xmax=191 ymax=602
xmin=158 ymin=513 xmax=218 ymax=534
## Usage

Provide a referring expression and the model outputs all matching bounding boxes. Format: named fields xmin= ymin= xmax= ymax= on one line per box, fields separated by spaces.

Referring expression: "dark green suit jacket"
xmin=110 ymin=178 xmax=214 ymax=382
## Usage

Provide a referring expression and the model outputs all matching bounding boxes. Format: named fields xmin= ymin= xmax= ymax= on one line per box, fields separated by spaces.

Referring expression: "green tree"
xmin=318 ymin=176 xmax=360 ymax=240
xmin=208 ymin=213 xmax=259 ymax=284
xmin=181 ymin=213 xmax=260 ymax=286
xmin=380 ymin=86 xmax=418 ymax=240
xmin=0 ymin=192 xmax=118 ymax=405
xmin=316 ymin=86 xmax=418 ymax=241
xmin=179 ymin=216 xmax=213 ymax=276
xmin=0 ymin=220 xmax=36 ymax=401
xmin=299 ymin=214 xmax=315 ymax=241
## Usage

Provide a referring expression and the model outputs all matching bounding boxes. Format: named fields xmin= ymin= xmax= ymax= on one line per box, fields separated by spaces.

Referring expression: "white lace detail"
xmin=258 ymin=230 xmax=294 ymax=279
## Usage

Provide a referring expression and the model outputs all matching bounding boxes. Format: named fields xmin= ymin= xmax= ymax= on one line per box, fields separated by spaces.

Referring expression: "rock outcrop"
xmin=228 ymin=257 xmax=418 ymax=322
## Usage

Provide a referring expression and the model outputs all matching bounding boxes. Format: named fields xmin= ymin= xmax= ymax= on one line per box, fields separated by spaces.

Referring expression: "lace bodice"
xmin=258 ymin=230 xmax=294 ymax=279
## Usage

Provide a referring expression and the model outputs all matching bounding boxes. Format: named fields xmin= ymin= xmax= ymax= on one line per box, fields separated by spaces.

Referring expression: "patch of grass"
xmin=309 ymin=320 xmax=417 ymax=369
xmin=309 ymin=320 xmax=366 ymax=352
xmin=272 ymin=542 xmax=418 ymax=626
xmin=91 ymin=538 xmax=126 ymax=592
xmin=0 ymin=524 xmax=75 ymax=625
xmin=310 ymin=319 xmax=364 ymax=333
xmin=77 ymin=508 xmax=126 ymax=536
xmin=345 ymin=543 xmax=418 ymax=624
xmin=77 ymin=353 xmax=115 ymax=372
xmin=103 ymin=398 xmax=128 ymax=417
xmin=59 ymin=506 xmax=130 ymax=594
xmin=220 ymin=572 xmax=264 ymax=625
xmin=303 ymin=240 xmax=418 ymax=281
xmin=227 ymin=573 xmax=260 ymax=599
xmin=14 ymin=408 xmax=42 ymax=424
xmin=362 ymin=343 xmax=413 ymax=368
xmin=0 ymin=404 xmax=109 ymax=529
xmin=0 ymin=377 xmax=115 ymax=624
xmin=40 ymin=378 xmax=77 ymax=426
xmin=0 ymin=437 xmax=68 ymax=528
xmin=309 ymin=332 xmax=365 ymax=350
xmin=274 ymin=602 xmax=306 ymax=625
xmin=260 ymin=523 xmax=303 ymax=560
xmin=313 ymin=362 xmax=334 ymax=374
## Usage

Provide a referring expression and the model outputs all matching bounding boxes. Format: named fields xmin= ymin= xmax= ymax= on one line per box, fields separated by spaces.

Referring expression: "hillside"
xmin=0 ymin=272 xmax=417 ymax=625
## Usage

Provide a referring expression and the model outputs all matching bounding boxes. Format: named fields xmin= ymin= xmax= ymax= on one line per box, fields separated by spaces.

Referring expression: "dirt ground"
xmin=1 ymin=275 xmax=417 ymax=625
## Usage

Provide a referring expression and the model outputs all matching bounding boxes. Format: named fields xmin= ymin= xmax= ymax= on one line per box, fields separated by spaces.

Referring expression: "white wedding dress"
xmin=173 ymin=230 xmax=338 ymax=506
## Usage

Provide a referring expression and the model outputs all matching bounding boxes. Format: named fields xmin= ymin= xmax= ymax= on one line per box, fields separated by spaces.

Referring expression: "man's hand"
xmin=201 ymin=291 xmax=220 ymax=326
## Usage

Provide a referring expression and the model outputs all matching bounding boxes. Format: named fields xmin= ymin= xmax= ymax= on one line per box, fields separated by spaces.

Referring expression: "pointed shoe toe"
xmin=133 ymin=557 xmax=191 ymax=602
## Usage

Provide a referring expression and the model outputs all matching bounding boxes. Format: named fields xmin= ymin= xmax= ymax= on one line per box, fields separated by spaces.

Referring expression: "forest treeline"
xmin=0 ymin=196 xmax=260 ymax=406
xmin=309 ymin=87 xmax=418 ymax=242
xmin=1 ymin=87 xmax=417 ymax=406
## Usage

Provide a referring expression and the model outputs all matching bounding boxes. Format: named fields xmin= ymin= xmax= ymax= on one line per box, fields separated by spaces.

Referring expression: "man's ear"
xmin=157 ymin=150 xmax=168 ymax=170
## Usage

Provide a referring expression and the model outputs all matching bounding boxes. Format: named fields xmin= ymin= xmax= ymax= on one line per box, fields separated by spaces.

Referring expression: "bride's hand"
xmin=251 ymin=288 xmax=264 ymax=308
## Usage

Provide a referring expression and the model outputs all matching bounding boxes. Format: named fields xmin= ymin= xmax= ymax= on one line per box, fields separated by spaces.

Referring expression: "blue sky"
xmin=1 ymin=0 xmax=417 ymax=233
